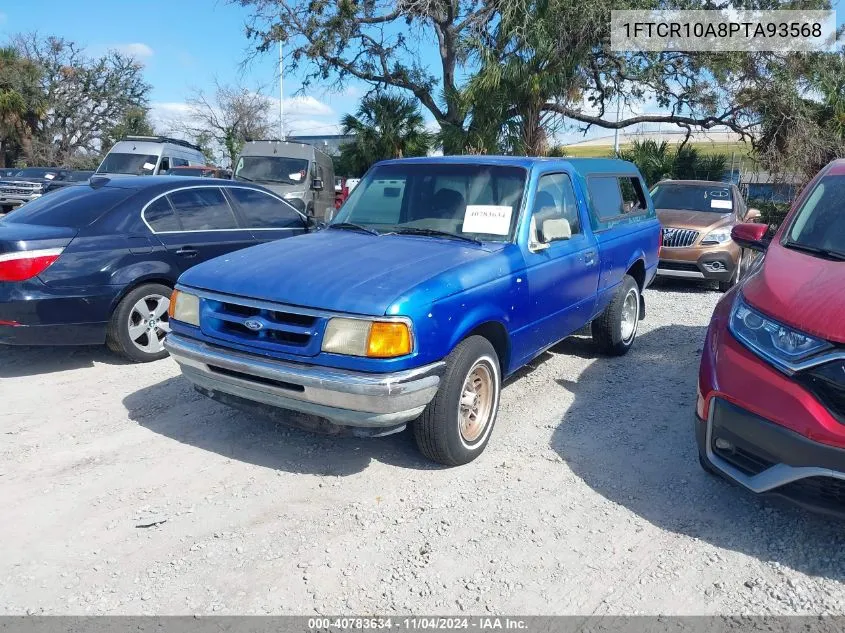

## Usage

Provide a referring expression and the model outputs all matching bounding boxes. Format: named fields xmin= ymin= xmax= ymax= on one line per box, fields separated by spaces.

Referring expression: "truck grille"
xmin=200 ymin=297 xmax=326 ymax=356
xmin=796 ymin=359 xmax=845 ymax=424
xmin=661 ymin=227 xmax=699 ymax=248
xmin=0 ymin=187 xmax=33 ymax=195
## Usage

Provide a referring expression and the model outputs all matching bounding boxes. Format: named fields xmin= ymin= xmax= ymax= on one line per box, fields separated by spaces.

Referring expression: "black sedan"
xmin=0 ymin=176 xmax=309 ymax=361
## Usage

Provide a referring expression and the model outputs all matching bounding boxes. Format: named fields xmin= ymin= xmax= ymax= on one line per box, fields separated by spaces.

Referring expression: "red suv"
xmin=696 ymin=159 xmax=845 ymax=516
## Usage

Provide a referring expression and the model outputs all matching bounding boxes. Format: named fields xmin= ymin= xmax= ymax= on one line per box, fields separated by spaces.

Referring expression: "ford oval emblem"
xmin=243 ymin=319 xmax=264 ymax=331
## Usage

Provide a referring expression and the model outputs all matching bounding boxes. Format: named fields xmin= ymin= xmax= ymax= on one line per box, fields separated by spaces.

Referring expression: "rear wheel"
xmin=718 ymin=251 xmax=743 ymax=292
xmin=106 ymin=283 xmax=172 ymax=363
xmin=413 ymin=336 xmax=501 ymax=466
xmin=591 ymin=274 xmax=640 ymax=356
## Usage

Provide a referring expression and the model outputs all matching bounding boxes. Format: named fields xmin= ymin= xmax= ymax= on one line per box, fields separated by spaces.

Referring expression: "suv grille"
xmin=796 ymin=359 xmax=845 ymax=424
xmin=201 ymin=297 xmax=326 ymax=356
xmin=779 ymin=477 xmax=845 ymax=510
xmin=661 ymin=227 xmax=699 ymax=248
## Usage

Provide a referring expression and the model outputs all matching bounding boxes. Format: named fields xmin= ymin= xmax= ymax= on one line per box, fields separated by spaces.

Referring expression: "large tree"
xmin=0 ymin=46 xmax=43 ymax=167
xmin=182 ymin=81 xmax=272 ymax=169
xmin=13 ymin=33 xmax=151 ymax=166
xmin=338 ymin=93 xmax=432 ymax=175
xmin=236 ymin=0 xmax=835 ymax=154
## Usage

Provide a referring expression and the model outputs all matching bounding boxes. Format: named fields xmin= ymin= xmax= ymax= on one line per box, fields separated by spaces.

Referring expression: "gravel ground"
xmin=1 ymin=281 xmax=844 ymax=616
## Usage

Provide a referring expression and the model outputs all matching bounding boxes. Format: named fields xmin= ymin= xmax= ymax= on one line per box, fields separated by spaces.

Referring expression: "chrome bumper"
xmin=656 ymin=268 xmax=706 ymax=279
xmin=164 ymin=334 xmax=444 ymax=428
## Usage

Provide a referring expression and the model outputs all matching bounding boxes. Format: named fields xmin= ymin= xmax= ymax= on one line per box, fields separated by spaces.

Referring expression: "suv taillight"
xmin=0 ymin=248 xmax=64 ymax=282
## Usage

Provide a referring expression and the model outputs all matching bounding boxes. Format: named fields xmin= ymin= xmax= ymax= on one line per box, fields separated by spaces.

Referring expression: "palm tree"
xmin=0 ymin=47 xmax=43 ymax=167
xmin=620 ymin=140 xmax=675 ymax=186
xmin=339 ymin=94 xmax=432 ymax=175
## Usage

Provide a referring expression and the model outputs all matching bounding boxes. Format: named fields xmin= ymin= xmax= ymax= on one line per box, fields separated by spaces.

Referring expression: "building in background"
xmin=286 ymin=134 xmax=355 ymax=156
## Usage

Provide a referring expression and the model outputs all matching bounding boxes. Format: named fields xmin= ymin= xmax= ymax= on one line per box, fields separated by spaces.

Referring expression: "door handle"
xmin=584 ymin=250 xmax=597 ymax=267
xmin=175 ymin=247 xmax=199 ymax=258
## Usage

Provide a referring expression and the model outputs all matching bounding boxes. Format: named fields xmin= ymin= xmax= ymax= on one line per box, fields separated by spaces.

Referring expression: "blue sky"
xmin=1 ymin=1 xmax=842 ymax=146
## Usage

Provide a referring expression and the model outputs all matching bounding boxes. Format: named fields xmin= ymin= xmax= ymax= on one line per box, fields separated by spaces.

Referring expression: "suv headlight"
xmin=322 ymin=318 xmax=412 ymax=358
xmin=701 ymin=227 xmax=732 ymax=245
xmin=729 ymin=294 xmax=831 ymax=371
xmin=168 ymin=290 xmax=200 ymax=326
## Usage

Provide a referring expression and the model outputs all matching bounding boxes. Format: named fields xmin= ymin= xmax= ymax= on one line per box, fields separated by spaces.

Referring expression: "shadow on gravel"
xmin=650 ymin=277 xmax=721 ymax=295
xmin=0 ymin=344 xmax=125 ymax=378
xmin=123 ymin=375 xmax=440 ymax=476
xmin=551 ymin=324 xmax=845 ymax=582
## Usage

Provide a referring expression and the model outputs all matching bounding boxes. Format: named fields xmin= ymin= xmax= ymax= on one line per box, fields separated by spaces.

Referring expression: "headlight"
xmin=322 ymin=318 xmax=412 ymax=358
xmin=168 ymin=290 xmax=200 ymax=327
xmin=729 ymin=295 xmax=831 ymax=370
xmin=701 ymin=227 xmax=732 ymax=245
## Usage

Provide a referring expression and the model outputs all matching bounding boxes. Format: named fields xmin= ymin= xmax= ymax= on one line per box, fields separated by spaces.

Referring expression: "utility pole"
xmin=278 ymin=42 xmax=285 ymax=141
xmin=613 ymin=98 xmax=621 ymax=155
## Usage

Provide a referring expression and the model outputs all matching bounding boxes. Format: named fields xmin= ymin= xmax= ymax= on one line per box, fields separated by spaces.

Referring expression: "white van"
xmin=96 ymin=136 xmax=206 ymax=177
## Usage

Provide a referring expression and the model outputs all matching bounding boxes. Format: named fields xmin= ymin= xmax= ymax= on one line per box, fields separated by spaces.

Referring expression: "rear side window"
xmin=588 ymin=176 xmax=648 ymax=222
xmin=144 ymin=197 xmax=181 ymax=232
xmin=167 ymin=187 xmax=239 ymax=231
xmin=227 ymin=188 xmax=304 ymax=229
xmin=2 ymin=186 xmax=130 ymax=228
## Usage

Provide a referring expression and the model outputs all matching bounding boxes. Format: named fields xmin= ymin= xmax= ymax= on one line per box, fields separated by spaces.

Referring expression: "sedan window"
xmin=144 ymin=197 xmax=181 ymax=232
xmin=167 ymin=187 xmax=239 ymax=231
xmin=228 ymin=187 xmax=304 ymax=229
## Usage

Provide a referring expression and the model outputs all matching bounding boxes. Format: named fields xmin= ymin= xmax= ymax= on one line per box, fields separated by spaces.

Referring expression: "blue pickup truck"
xmin=165 ymin=157 xmax=661 ymax=465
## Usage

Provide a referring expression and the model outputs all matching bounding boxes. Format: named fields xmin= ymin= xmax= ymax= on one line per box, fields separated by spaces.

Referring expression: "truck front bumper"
xmin=165 ymin=334 xmax=444 ymax=429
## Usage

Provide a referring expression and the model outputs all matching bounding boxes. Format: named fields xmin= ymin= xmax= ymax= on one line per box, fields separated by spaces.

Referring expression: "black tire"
xmin=413 ymin=336 xmax=501 ymax=466
xmin=591 ymin=274 xmax=640 ymax=356
xmin=106 ymin=283 xmax=173 ymax=363
xmin=718 ymin=250 xmax=743 ymax=293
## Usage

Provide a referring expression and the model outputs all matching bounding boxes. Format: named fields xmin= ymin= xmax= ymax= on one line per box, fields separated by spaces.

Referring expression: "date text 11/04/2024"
xmin=307 ymin=617 xmax=528 ymax=630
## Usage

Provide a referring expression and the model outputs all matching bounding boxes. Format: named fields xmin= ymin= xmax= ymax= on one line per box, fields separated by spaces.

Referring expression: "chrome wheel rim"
xmin=620 ymin=288 xmax=638 ymax=343
xmin=128 ymin=294 xmax=170 ymax=354
xmin=458 ymin=361 xmax=495 ymax=444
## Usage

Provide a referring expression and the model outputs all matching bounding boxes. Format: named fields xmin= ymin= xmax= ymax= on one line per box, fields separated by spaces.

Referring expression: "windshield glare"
xmin=651 ymin=184 xmax=734 ymax=213
xmin=235 ymin=156 xmax=309 ymax=185
xmin=332 ymin=163 xmax=527 ymax=241
xmin=97 ymin=153 xmax=159 ymax=175
xmin=787 ymin=175 xmax=845 ymax=256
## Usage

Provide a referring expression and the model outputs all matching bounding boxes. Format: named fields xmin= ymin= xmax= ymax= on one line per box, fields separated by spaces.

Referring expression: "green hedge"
xmin=751 ymin=201 xmax=792 ymax=229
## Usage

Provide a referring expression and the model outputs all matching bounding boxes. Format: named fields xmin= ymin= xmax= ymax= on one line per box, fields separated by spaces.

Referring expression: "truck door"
xmin=522 ymin=172 xmax=599 ymax=348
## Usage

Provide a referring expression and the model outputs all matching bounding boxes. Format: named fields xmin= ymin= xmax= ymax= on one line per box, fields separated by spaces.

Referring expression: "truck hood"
xmin=742 ymin=241 xmax=845 ymax=344
xmin=179 ymin=230 xmax=505 ymax=316
xmin=657 ymin=209 xmax=733 ymax=231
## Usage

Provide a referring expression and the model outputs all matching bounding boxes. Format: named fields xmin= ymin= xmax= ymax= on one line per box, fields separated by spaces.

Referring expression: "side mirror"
xmin=745 ymin=207 xmax=762 ymax=222
xmin=732 ymin=223 xmax=769 ymax=252
xmin=311 ymin=178 xmax=324 ymax=191
xmin=540 ymin=218 xmax=572 ymax=243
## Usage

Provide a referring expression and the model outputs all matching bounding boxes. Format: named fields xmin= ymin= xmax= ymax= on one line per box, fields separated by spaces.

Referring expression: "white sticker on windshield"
xmin=710 ymin=199 xmax=732 ymax=210
xmin=143 ymin=162 xmax=156 ymax=171
xmin=462 ymin=205 xmax=513 ymax=235
xmin=289 ymin=172 xmax=303 ymax=181
xmin=44 ymin=173 xmax=55 ymax=180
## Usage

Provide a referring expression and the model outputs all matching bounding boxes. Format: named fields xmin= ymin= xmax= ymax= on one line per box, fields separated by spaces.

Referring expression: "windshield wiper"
xmin=236 ymin=174 xmax=255 ymax=182
xmin=784 ymin=240 xmax=845 ymax=261
xmin=389 ymin=227 xmax=482 ymax=246
xmin=327 ymin=222 xmax=380 ymax=236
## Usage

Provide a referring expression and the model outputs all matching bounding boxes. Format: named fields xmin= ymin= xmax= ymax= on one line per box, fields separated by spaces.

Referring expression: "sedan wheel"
xmin=127 ymin=294 xmax=171 ymax=355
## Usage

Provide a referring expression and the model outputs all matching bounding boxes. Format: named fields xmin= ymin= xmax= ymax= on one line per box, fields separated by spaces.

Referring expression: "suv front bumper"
xmin=165 ymin=334 xmax=444 ymax=429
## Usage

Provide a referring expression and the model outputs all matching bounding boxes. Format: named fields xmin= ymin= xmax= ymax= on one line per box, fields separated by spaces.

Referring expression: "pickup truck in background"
xmin=165 ymin=157 xmax=661 ymax=466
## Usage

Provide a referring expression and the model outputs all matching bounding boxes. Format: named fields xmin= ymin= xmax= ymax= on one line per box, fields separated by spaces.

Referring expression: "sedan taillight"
xmin=0 ymin=248 xmax=64 ymax=282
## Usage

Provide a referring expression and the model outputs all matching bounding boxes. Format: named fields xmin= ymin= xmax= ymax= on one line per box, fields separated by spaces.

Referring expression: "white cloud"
xmin=116 ymin=42 xmax=154 ymax=59
xmin=281 ymin=95 xmax=334 ymax=117
xmin=149 ymin=102 xmax=193 ymax=133
xmin=284 ymin=120 xmax=343 ymax=137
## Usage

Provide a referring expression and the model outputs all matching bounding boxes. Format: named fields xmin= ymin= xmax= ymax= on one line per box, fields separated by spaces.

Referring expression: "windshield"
xmin=651 ymin=183 xmax=734 ymax=213
xmin=786 ymin=175 xmax=845 ymax=257
xmin=12 ymin=168 xmax=60 ymax=180
xmin=96 ymin=153 xmax=159 ymax=175
xmin=332 ymin=163 xmax=527 ymax=241
xmin=235 ymin=156 xmax=309 ymax=185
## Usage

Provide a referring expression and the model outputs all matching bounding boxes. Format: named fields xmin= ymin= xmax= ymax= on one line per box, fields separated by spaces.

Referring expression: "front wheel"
xmin=106 ymin=283 xmax=172 ymax=363
xmin=413 ymin=336 xmax=501 ymax=466
xmin=591 ymin=274 xmax=640 ymax=356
